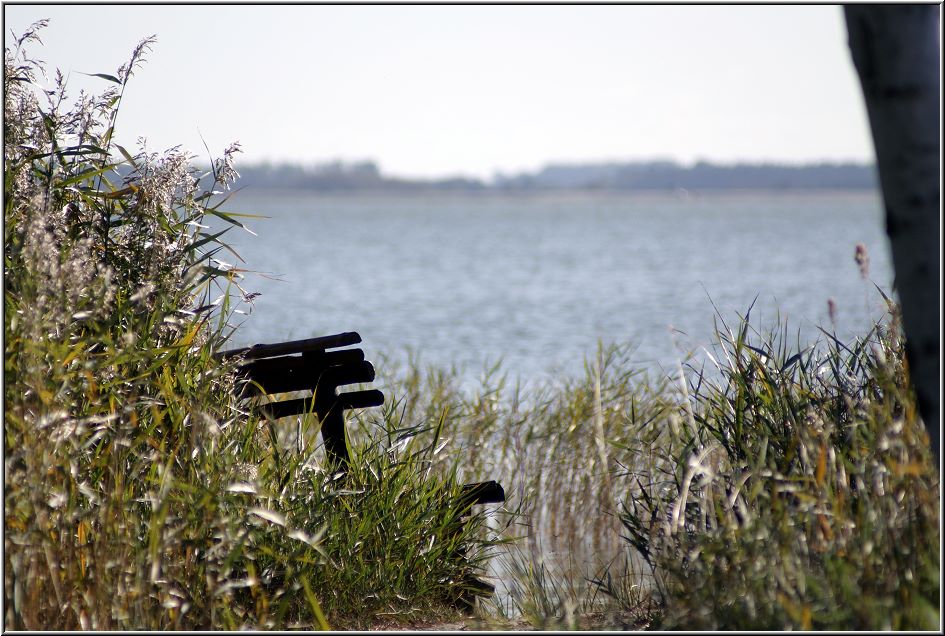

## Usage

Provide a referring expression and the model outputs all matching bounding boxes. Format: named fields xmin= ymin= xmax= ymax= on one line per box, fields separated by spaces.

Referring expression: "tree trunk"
xmin=844 ymin=5 xmax=940 ymax=466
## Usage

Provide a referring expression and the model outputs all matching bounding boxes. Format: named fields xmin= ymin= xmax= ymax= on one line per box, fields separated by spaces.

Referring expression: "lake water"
xmin=220 ymin=190 xmax=893 ymax=385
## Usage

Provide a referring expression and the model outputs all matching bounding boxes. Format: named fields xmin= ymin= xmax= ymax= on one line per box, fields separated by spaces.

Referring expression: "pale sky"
xmin=4 ymin=4 xmax=877 ymax=179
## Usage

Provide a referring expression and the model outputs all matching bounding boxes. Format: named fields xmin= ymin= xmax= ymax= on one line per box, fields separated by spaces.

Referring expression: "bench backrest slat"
xmin=242 ymin=349 xmax=365 ymax=379
xmin=216 ymin=331 xmax=362 ymax=361
xmin=238 ymin=349 xmax=366 ymax=396
xmin=218 ymin=332 xmax=505 ymax=510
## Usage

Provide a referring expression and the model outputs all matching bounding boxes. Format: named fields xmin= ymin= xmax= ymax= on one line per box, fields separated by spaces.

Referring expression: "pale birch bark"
xmin=844 ymin=5 xmax=941 ymax=465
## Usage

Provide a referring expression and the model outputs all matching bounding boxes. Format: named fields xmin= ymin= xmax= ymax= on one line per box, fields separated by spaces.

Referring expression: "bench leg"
xmin=317 ymin=404 xmax=349 ymax=467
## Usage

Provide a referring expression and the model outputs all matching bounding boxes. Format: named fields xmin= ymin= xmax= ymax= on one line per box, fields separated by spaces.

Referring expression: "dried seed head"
xmin=854 ymin=243 xmax=870 ymax=279
xmin=214 ymin=141 xmax=242 ymax=190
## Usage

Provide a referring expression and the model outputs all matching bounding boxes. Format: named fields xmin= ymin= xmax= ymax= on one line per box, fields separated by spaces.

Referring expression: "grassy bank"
xmin=3 ymin=25 xmax=495 ymax=630
xmin=369 ymin=291 xmax=938 ymax=630
xmin=5 ymin=24 xmax=939 ymax=631
xmin=616 ymin=299 xmax=939 ymax=629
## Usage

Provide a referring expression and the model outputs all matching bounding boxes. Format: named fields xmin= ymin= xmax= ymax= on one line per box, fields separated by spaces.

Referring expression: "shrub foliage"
xmin=3 ymin=23 xmax=493 ymax=630
xmin=617 ymin=302 xmax=940 ymax=629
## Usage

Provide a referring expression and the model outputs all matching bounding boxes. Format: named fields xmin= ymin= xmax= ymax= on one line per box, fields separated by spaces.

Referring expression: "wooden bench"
xmin=217 ymin=330 xmax=505 ymax=505
xmin=217 ymin=331 xmax=505 ymax=607
xmin=217 ymin=331 xmax=382 ymax=466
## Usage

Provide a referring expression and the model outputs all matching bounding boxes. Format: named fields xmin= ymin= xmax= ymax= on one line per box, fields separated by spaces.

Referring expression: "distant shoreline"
xmin=232 ymin=159 xmax=878 ymax=196
xmin=230 ymin=186 xmax=881 ymax=200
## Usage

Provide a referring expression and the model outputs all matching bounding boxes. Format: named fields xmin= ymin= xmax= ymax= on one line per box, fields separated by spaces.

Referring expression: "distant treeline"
xmin=234 ymin=160 xmax=487 ymax=193
xmin=234 ymin=159 xmax=878 ymax=193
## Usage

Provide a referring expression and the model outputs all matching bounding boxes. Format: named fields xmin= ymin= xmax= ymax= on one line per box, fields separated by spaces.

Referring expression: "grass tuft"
xmin=3 ymin=25 xmax=496 ymax=630
xmin=617 ymin=302 xmax=939 ymax=630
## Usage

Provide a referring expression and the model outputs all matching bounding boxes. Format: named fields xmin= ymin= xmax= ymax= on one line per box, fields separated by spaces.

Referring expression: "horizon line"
xmin=234 ymin=156 xmax=877 ymax=180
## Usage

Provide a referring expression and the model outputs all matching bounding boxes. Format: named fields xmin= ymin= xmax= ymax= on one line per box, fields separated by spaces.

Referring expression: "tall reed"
xmin=4 ymin=24 xmax=495 ymax=630
xmin=374 ymin=291 xmax=938 ymax=630
xmin=373 ymin=345 xmax=670 ymax=628
xmin=616 ymin=297 xmax=939 ymax=629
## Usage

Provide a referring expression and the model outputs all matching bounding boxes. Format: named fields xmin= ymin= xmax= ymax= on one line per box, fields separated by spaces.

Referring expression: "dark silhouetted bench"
xmin=217 ymin=330 xmax=505 ymax=505
xmin=217 ymin=331 xmax=381 ymax=466
xmin=216 ymin=332 xmax=504 ymax=609
xmin=218 ymin=331 xmax=505 ymax=607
